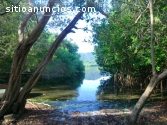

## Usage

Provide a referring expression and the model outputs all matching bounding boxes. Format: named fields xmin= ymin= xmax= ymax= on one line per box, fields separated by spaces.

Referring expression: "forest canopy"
xmin=93 ymin=0 xmax=167 ymax=87
xmin=0 ymin=13 xmax=84 ymax=83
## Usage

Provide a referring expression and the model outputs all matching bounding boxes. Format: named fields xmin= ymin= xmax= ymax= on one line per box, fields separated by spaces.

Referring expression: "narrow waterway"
xmin=30 ymin=66 xmax=166 ymax=113
xmin=30 ymin=66 xmax=120 ymax=113
xmin=77 ymin=79 xmax=101 ymax=101
xmin=46 ymin=67 xmax=113 ymax=112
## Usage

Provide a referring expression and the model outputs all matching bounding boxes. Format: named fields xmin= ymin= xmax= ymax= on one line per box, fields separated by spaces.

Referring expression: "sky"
xmin=67 ymin=20 xmax=94 ymax=53
xmin=49 ymin=12 xmax=105 ymax=53
xmin=66 ymin=13 xmax=105 ymax=53
xmin=49 ymin=18 xmax=95 ymax=53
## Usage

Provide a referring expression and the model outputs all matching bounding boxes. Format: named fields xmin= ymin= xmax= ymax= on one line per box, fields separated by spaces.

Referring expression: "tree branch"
xmin=18 ymin=12 xmax=35 ymax=42
xmin=149 ymin=0 xmax=156 ymax=75
xmin=96 ymin=8 xmax=109 ymax=18
xmin=135 ymin=3 xmax=149 ymax=23
xmin=18 ymin=11 xmax=84 ymax=98
xmin=17 ymin=0 xmax=55 ymax=52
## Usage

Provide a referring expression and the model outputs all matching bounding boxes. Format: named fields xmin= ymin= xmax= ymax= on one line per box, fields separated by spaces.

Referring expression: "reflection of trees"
xmin=85 ymin=66 xmax=101 ymax=80
xmin=96 ymin=78 xmax=118 ymax=96
xmin=97 ymin=77 xmax=167 ymax=102
xmin=96 ymin=78 xmax=134 ymax=98
xmin=38 ymin=71 xmax=85 ymax=89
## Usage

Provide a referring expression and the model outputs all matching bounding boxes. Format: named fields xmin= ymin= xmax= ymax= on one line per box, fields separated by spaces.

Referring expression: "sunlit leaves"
xmin=93 ymin=0 xmax=167 ymax=85
xmin=44 ymin=39 xmax=84 ymax=78
xmin=154 ymin=17 xmax=161 ymax=24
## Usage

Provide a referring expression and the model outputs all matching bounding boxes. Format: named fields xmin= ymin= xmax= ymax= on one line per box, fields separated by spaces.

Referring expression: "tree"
xmin=43 ymin=40 xmax=85 ymax=79
xmin=0 ymin=0 xmax=109 ymax=118
xmin=93 ymin=2 xmax=153 ymax=87
xmin=0 ymin=11 xmax=22 ymax=73
xmin=2 ymin=0 xmax=166 ymax=123
xmin=127 ymin=0 xmax=167 ymax=124
xmin=0 ymin=0 xmax=84 ymax=117
xmin=93 ymin=0 xmax=167 ymax=124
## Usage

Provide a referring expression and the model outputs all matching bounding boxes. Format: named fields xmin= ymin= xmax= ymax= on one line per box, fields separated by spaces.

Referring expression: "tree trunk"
xmin=0 ymin=8 xmax=84 ymax=118
xmin=160 ymin=81 xmax=163 ymax=99
xmin=14 ymin=11 xmax=84 ymax=113
xmin=126 ymin=0 xmax=167 ymax=124
xmin=0 ymin=0 xmax=55 ymax=117
xmin=0 ymin=0 xmax=109 ymax=118
xmin=127 ymin=70 xmax=167 ymax=125
xmin=0 ymin=0 xmax=121 ymax=120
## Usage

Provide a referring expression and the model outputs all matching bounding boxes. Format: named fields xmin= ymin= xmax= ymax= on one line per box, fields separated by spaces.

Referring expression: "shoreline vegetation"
xmin=1 ymin=76 xmax=167 ymax=124
xmin=0 ymin=76 xmax=167 ymax=125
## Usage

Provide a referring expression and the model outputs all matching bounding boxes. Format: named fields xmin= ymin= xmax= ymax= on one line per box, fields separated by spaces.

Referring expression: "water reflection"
xmin=30 ymin=67 xmax=135 ymax=112
xmin=84 ymin=66 xmax=101 ymax=80
xmin=77 ymin=79 xmax=100 ymax=101
xmin=31 ymin=66 xmax=111 ymax=112
xmin=30 ymin=66 xmax=167 ymax=113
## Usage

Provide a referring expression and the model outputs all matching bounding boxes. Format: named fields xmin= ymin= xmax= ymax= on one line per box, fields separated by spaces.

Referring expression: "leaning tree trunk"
xmin=0 ymin=0 xmax=109 ymax=117
xmin=0 ymin=0 xmax=55 ymax=118
xmin=126 ymin=0 xmax=167 ymax=124
xmin=14 ymin=11 xmax=84 ymax=113
xmin=127 ymin=71 xmax=167 ymax=125
xmin=0 ymin=6 xmax=83 ymax=117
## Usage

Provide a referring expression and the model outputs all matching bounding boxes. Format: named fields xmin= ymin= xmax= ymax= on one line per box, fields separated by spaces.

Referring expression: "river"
xmin=30 ymin=66 xmax=166 ymax=113
xmin=30 ymin=66 xmax=116 ymax=112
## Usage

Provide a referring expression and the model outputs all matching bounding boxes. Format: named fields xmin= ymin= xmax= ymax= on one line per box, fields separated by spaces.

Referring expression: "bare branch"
xmin=73 ymin=26 xmax=78 ymax=29
xmin=158 ymin=69 xmax=167 ymax=80
xmin=70 ymin=30 xmax=76 ymax=33
xmin=76 ymin=27 xmax=93 ymax=32
xmin=19 ymin=11 xmax=84 ymax=94
xmin=135 ymin=3 xmax=149 ymax=23
xmin=97 ymin=8 xmax=109 ymax=18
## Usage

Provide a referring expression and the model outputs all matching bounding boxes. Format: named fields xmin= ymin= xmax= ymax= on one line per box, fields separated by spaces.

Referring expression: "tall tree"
xmin=93 ymin=0 xmax=167 ymax=124
xmin=0 ymin=0 xmax=84 ymax=117
xmin=127 ymin=0 xmax=167 ymax=124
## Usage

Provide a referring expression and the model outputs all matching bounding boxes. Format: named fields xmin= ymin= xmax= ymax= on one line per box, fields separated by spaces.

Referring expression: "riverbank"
xmin=2 ymin=101 xmax=167 ymax=125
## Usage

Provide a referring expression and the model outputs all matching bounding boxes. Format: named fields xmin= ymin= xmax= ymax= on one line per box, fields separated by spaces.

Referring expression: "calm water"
xmin=31 ymin=67 xmax=119 ymax=112
xmin=77 ymin=79 xmax=100 ymax=101
xmin=48 ymin=67 xmax=111 ymax=112
xmin=47 ymin=76 xmax=118 ymax=113
xmin=30 ymin=66 xmax=166 ymax=113
xmin=79 ymin=66 xmax=102 ymax=101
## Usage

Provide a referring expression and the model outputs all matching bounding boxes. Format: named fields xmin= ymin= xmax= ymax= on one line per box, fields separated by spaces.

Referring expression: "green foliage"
xmin=93 ymin=0 xmax=167 ymax=86
xmin=24 ymin=30 xmax=55 ymax=72
xmin=0 ymin=0 xmax=87 ymax=85
xmin=24 ymin=30 xmax=85 ymax=79
xmin=0 ymin=11 xmax=24 ymax=73
xmin=43 ymin=39 xmax=85 ymax=79
xmin=0 ymin=13 xmax=84 ymax=83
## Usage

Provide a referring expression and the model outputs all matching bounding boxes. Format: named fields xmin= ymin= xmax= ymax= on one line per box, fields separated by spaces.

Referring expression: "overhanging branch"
xmin=18 ymin=11 xmax=84 ymax=96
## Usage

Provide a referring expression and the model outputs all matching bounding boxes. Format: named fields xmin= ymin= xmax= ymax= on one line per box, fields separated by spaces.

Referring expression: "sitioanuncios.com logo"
xmin=5 ymin=0 xmax=96 ymax=13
